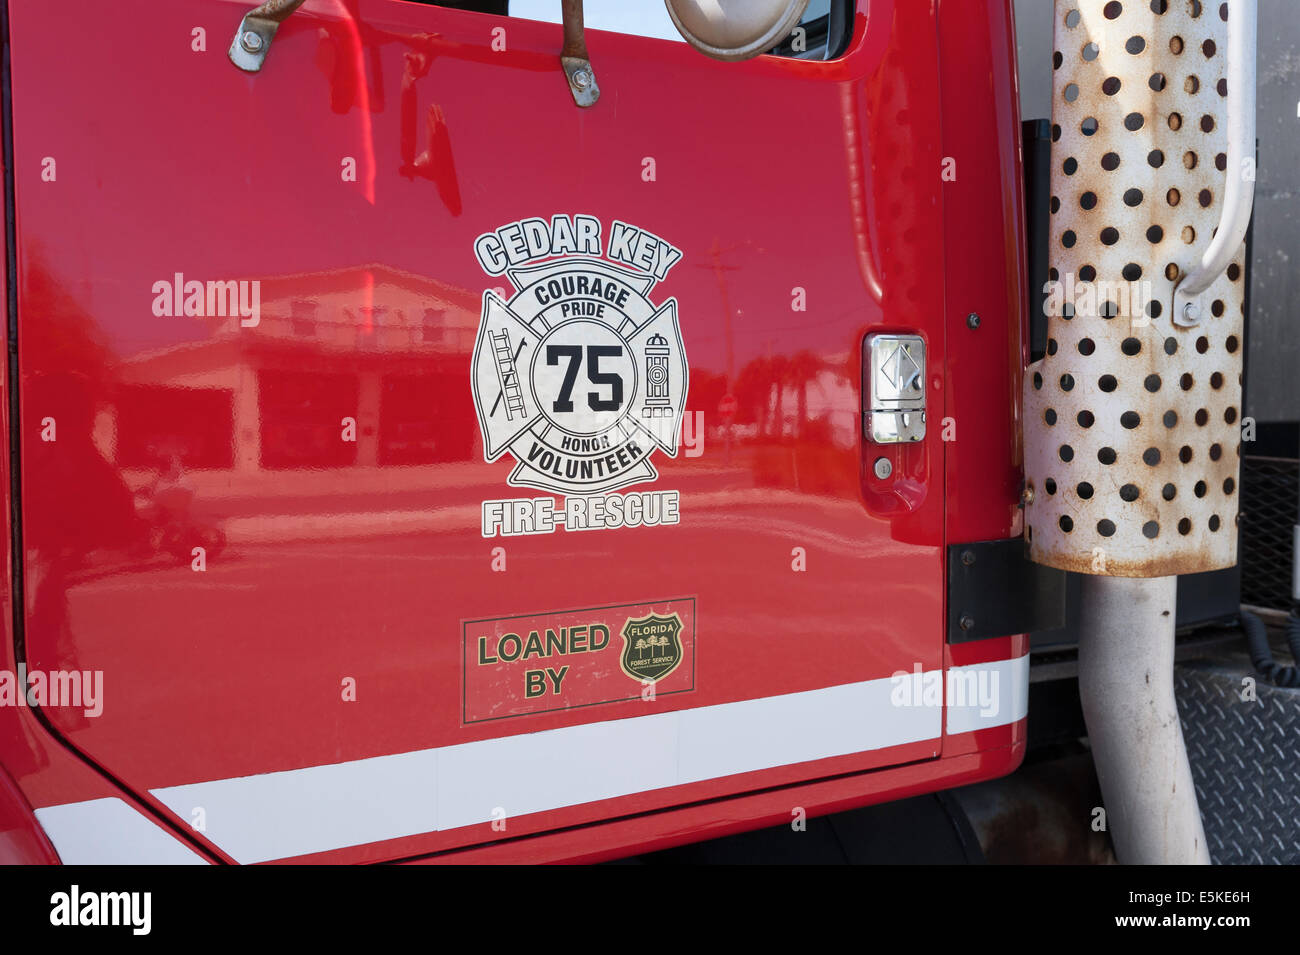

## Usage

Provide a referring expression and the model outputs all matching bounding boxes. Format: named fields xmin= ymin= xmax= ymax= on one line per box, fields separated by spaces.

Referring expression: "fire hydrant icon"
xmin=644 ymin=333 xmax=672 ymax=418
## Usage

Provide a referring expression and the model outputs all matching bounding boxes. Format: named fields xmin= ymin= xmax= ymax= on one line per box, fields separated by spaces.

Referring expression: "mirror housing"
xmin=665 ymin=0 xmax=811 ymax=62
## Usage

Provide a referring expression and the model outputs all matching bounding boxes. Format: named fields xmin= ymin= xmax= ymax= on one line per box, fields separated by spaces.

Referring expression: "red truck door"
xmin=9 ymin=0 xmax=960 ymax=862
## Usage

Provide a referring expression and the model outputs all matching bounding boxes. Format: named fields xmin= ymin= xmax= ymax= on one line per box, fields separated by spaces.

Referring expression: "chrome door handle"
xmin=863 ymin=334 xmax=926 ymax=444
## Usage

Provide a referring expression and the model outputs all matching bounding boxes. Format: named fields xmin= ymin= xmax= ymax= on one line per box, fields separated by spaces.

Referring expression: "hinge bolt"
xmin=571 ymin=68 xmax=592 ymax=90
xmin=240 ymin=30 xmax=265 ymax=53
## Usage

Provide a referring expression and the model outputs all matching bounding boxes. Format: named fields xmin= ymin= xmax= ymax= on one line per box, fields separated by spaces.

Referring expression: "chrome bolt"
xmin=959 ymin=613 xmax=976 ymax=631
xmin=1182 ymin=301 xmax=1199 ymax=323
xmin=961 ymin=550 xmax=976 ymax=566
xmin=571 ymin=68 xmax=592 ymax=90
xmin=240 ymin=30 xmax=265 ymax=53
xmin=873 ymin=457 xmax=893 ymax=480
xmin=967 ymin=312 xmax=981 ymax=330
xmin=1022 ymin=485 xmax=1035 ymax=506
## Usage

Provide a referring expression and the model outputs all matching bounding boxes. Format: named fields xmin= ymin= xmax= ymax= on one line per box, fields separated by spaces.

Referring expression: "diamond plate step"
xmin=1177 ymin=660 xmax=1300 ymax=864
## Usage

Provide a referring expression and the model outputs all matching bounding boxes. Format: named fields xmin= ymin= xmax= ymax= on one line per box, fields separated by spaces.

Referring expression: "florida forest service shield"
xmin=471 ymin=256 xmax=689 ymax=495
xmin=619 ymin=612 xmax=684 ymax=683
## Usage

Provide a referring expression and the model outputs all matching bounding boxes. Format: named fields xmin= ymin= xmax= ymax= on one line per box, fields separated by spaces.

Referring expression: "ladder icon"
xmin=491 ymin=329 xmax=527 ymax=421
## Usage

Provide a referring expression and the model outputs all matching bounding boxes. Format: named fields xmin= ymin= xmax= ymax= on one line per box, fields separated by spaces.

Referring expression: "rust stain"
xmin=1024 ymin=0 xmax=1245 ymax=577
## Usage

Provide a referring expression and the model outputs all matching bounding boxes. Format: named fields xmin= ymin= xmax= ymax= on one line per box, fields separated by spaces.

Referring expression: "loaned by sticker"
xmin=476 ymin=624 xmax=611 ymax=665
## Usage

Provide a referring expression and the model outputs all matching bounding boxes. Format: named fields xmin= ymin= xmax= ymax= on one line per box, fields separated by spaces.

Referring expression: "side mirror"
xmin=665 ymin=0 xmax=811 ymax=62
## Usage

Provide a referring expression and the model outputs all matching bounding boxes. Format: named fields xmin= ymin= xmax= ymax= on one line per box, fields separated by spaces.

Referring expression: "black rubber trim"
xmin=948 ymin=538 xmax=1067 ymax=643
xmin=1 ymin=0 xmax=22 ymax=670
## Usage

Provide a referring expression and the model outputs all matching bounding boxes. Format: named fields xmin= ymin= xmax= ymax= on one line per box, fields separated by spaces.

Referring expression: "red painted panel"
xmin=938 ymin=0 xmax=1030 ymax=545
xmin=2 ymin=0 xmax=1029 ymax=863
xmin=404 ymin=739 xmax=1026 ymax=865
xmin=0 ymin=764 xmax=59 ymax=865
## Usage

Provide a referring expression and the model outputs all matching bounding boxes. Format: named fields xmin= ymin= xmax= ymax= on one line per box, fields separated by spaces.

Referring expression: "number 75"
xmin=546 ymin=345 xmax=624 ymax=413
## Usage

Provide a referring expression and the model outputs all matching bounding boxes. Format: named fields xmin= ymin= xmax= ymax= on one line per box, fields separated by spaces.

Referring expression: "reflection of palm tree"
xmin=768 ymin=355 xmax=789 ymax=439
xmin=787 ymin=351 xmax=826 ymax=439
xmin=734 ymin=356 xmax=772 ymax=437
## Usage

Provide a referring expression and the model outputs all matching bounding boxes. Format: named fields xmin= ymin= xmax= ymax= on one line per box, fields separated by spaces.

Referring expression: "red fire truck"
xmin=0 ymin=0 xmax=1280 ymax=867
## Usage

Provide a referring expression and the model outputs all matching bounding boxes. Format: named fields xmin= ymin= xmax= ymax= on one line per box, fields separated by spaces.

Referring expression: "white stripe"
xmin=112 ymin=657 xmax=1027 ymax=864
xmin=149 ymin=676 xmax=938 ymax=864
xmin=676 ymin=680 xmax=938 ymax=783
xmin=945 ymin=656 xmax=1030 ymax=735
xmin=434 ymin=680 xmax=941 ymax=833
xmin=152 ymin=751 xmax=440 ymax=865
xmin=34 ymin=797 xmax=209 ymax=865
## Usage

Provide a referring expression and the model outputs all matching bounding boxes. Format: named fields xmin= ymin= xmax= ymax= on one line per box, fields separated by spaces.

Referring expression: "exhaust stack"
xmin=1025 ymin=0 xmax=1257 ymax=864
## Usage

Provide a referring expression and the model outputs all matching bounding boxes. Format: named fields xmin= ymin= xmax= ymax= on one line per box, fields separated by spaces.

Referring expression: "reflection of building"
xmin=643 ymin=332 xmax=672 ymax=418
xmin=104 ymin=265 xmax=480 ymax=478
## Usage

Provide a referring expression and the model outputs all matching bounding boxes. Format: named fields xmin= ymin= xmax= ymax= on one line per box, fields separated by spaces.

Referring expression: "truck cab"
xmin=0 ymin=0 xmax=1035 ymax=864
